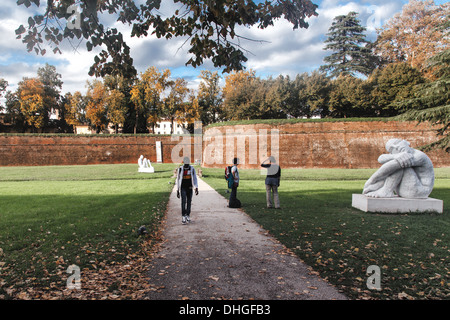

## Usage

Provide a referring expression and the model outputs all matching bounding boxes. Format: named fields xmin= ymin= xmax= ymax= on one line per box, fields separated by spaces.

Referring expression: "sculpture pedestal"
xmin=352 ymin=194 xmax=443 ymax=214
xmin=138 ymin=167 xmax=154 ymax=173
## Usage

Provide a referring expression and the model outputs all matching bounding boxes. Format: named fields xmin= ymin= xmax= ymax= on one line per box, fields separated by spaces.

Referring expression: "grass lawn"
xmin=0 ymin=163 xmax=177 ymax=299
xmin=201 ymin=167 xmax=450 ymax=300
xmin=1 ymin=163 xmax=449 ymax=300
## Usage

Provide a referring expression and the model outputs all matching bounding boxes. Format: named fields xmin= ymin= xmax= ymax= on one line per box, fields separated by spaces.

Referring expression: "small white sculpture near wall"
xmin=363 ymin=139 xmax=435 ymax=199
xmin=138 ymin=155 xmax=154 ymax=173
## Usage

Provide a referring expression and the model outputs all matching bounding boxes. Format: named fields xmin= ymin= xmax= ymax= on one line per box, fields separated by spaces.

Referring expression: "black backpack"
xmin=229 ymin=197 xmax=241 ymax=208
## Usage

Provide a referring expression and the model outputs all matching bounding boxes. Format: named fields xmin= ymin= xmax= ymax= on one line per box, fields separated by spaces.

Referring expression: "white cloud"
xmin=239 ymin=0 xmax=404 ymax=78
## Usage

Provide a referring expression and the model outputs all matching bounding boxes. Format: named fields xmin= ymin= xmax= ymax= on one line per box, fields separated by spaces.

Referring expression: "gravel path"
xmin=146 ymin=177 xmax=346 ymax=300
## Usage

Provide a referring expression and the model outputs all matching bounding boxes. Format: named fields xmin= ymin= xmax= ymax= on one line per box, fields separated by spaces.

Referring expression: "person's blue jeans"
xmin=181 ymin=187 xmax=193 ymax=216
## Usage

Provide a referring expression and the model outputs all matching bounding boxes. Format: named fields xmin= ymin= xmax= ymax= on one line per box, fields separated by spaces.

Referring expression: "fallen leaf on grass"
xmin=398 ymin=292 xmax=414 ymax=300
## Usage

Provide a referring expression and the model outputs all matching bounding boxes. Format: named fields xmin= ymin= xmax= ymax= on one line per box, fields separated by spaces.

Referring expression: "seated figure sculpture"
xmin=138 ymin=155 xmax=154 ymax=173
xmin=363 ymin=139 xmax=434 ymax=199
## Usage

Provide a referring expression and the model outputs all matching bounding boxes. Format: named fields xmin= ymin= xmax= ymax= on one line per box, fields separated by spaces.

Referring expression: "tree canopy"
xmin=374 ymin=0 xmax=450 ymax=75
xmin=15 ymin=0 xmax=318 ymax=77
xmin=320 ymin=11 xmax=378 ymax=78
xmin=396 ymin=49 xmax=450 ymax=152
xmin=6 ymin=1 xmax=449 ymax=152
xmin=18 ymin=78 xmax=46 ymax=129
xmin=198 ymin=70 xmax=223 ymax=125
xmin=369 ymin=62 xmax=425 ymax=116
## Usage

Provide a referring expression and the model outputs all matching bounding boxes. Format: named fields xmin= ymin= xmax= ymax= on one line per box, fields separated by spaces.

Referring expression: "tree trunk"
xmin=134 ymin=109 xmax=138 ymax=134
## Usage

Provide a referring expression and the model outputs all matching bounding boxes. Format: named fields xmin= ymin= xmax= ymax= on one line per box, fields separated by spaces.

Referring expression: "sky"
xmin=0 ymin=0 xmax=447 ymax=99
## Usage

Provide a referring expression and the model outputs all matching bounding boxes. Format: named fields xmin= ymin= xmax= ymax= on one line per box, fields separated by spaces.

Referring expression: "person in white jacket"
xmin=176 ymin=157 xmax=199 ymax=224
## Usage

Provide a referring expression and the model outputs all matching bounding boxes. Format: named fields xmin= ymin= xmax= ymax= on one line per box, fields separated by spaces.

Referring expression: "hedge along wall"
xmin=201 ymin=121 xmax=449 ymax=169
xmin=0 ymin=121 xmax=448 ymax=168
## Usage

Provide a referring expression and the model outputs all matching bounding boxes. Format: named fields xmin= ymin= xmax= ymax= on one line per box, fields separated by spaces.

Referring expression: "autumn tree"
xmin=18 ymin=80 xmax=43 ymax=129
xmin=177 ymin=95 xmax=201 ymax=133
xmin=129 ymin=79 xmax=147 ymax=134
xmin=62 ymin=92 xmax=75 ymax=128
xmin=85 ymin=80 xmax=108 ymax=133
xmin=106 ymin=89 xmax=126 ymax=134
xmin=12 ymin=64 xmax=63 ymax=131
xmin=321 ymin=12 xmax=378 ymax=78
xmin=164 ymin=78 xmax=190 ymax=134
xmin=222 ymin=70 xmax=258 ymax=120
xmin=16 ymin=0 xmax=318 ymax=78
xmin=130 ymin=67 xmax=171 ymax=133
xmin=198 ymin=70 xmax=223 ymax=125
xmin=103 ymin=74 xmax=136 ymax=133
xmin=396 ymin=49 xmax=450 ymax=152
xmin=374 ymin=0 xmax=450 ymax=76
xmin=18 ymin=78 xmax=46 ymax=130
xmin=64 ymin=91 xmax=87 ymax=129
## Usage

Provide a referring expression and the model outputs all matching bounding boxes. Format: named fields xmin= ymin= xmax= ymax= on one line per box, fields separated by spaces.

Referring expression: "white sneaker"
xmin=186 ymin=216 xmax=191 ymax=223
xmin=182 ymin=216 xmax=187 ymax=224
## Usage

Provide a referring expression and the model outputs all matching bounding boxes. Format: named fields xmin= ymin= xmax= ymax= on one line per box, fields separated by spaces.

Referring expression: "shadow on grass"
xmin=0 ymin=191 xmax=170 ymax=291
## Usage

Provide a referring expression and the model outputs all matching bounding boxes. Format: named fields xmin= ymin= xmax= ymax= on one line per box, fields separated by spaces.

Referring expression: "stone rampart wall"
xmin=201 ymin=121 xmax=449 ymax=169
xmin=0 ymin=135 xmax=177 ymax=166
xmin=0 ymin=121 xmax=448 ymax=168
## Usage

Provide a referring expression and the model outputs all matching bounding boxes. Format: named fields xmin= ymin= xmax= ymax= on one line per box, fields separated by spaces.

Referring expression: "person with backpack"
xmin=225 ymin=165 xmax=233 ymax=193
xmin=176 ymin=157 xmax=199 ymax=224
xmin=228 ymin=157 xmax=241 ymax=208
xmin=261 ymin=156 xmax=281 ymax=209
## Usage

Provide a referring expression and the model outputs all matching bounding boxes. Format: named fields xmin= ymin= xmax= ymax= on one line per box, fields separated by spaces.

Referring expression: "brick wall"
xmin=201 ymin=121 xmax=449 ymax=169
xmin=0 ymin=121 xmax=448 ymax=168
xmin=0 ymin=135 xmax=182 ymax=166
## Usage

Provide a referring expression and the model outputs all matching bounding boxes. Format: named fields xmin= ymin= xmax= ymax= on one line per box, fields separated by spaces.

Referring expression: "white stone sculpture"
xmin=363 ymin=139 xmax=434 ymax=199
xmin=138 ymin=155 xmax=154 ymax=173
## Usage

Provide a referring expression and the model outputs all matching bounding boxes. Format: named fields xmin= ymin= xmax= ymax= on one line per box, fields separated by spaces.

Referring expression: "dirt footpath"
xmin=145 ymin=178 xmax=346 ymax=300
